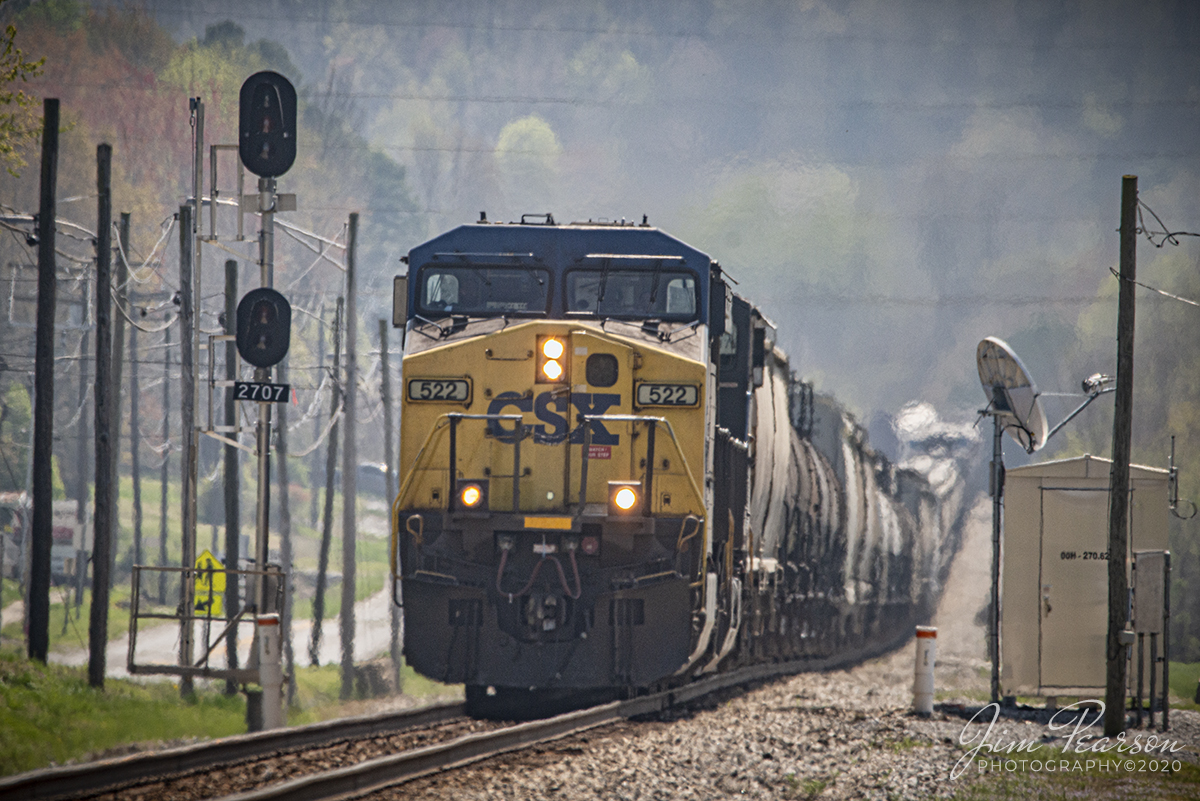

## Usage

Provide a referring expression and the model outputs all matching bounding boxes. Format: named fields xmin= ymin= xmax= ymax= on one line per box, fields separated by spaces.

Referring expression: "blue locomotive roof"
xmin=405 ymin=220 xmax=713 ymax=323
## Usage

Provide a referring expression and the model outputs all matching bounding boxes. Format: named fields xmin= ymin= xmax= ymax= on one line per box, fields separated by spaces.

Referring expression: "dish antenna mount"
xmin=976 ymin=336 xmax=1049 ymax=454
xmin=975 ymin=335 xmax=1115 ymax=707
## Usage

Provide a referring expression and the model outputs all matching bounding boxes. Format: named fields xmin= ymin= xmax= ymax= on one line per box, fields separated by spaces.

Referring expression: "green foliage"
xmin=496 ymin=115 xmax=562 ymax=208
xmin=85 ymin=6 xmax=174 ymax=73
xmin=13 ymin=0 xmax=80 ymax=33
xmin=0 ymin=381 xmax=31 ymax=492
xmin=0 ymin=2 xmax=44 ymax=176
xmin=202 ymin=20 xmax=300 ymax=80
xmin=50 ymin=454 xmax=63 ymax=500
xmin=565 ymin=41 xmax=648 ymax=102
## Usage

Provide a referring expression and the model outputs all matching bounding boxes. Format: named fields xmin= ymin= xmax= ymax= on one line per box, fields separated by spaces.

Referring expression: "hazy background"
xmin=4 ymin=0 xmax=1200 ymax=475
xmin=4 ymin=0 xmax=1200 ymax=662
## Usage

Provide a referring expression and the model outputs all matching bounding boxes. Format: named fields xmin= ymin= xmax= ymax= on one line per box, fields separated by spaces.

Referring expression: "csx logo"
xmin=486 ymin=391 xmax=620 ymax=445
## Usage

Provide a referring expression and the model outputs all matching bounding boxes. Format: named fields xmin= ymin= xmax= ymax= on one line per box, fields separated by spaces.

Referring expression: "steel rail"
xmin=209 ymin=654 xmax=859 ymax=801
xmin=0 ymin=701 xmax=465 ymax=801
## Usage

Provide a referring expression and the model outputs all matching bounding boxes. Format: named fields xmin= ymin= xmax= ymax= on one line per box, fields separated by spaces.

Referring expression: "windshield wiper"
xmin=648 ymin=259 xmax=663 ymax=307
xmin=597 ymin=258 xmax=611 ymax=306
xmin=411 ymin=313 xmax=451 ymax=340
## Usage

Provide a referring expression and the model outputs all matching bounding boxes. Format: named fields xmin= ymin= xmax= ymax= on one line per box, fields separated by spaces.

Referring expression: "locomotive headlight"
xmin=614 ymin=488 xmax=637 ymax=509
xmin=454 ymin=479 xmax=487 ymax=511
xmin=536 ymin=336 xmax=567 ymax=384
xmin=608 ymin=481 xmax=641 ymax=516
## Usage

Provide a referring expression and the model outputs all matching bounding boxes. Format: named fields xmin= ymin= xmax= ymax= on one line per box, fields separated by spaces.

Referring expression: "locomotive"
xmin=390 ymin=215 xmax=966 ymax=715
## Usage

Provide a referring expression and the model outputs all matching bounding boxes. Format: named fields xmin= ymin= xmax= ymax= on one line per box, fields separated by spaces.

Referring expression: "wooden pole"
xmin=29 ymin=99 xmax=60 ymax=663
xmin=309 ymin=298 xmax=341 ymax=666
xmin=1105 ymin=174 xmax=1138 ymax=737
xmin=88 ymin=142 xmax=112 ymax=686
xmin=340 ymin=214 xmax=358 ymax=700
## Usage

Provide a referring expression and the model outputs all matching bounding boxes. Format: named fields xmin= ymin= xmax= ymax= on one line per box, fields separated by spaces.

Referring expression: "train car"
xmin=390 ymin=215 xmax=965 ymax=715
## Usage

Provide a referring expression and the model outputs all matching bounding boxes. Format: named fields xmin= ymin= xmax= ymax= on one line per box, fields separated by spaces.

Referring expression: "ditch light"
xmin=608 ymin=481 xmax=641 ymax=516
xmin=456 ymin=479 xmax=488 ymax=511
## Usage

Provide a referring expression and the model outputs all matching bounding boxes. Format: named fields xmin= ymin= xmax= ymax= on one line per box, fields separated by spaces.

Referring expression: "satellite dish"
xmin=976 ymin=337 xmax=1049 ymax=453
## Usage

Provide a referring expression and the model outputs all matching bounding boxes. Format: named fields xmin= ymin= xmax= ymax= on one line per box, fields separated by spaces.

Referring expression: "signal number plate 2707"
xmin=636 ymin=383 xmax=698 ymax=407
xmin=407 ymin=378 xmax=470 ymax=403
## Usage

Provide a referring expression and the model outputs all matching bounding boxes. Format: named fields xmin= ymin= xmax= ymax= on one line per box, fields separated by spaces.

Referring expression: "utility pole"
xmin=158 ymin=325 xmax=171 ymax=604
xmin=340 ymin=214 xmax=358 ymax=700
xmin=380 ymin=318 xmax=402 ymax=692
xmin=74 ymin=317 xmax=89 ymax=611
xmin=89 ymin=142 xmax=112 ymax=687
xmin=180 ymin=97 xmax=204 ymax=697
xmin=1105 ymin=175 xmax=1138 ymax=737
xmin=179 ymin=203 xmax=197 ymax=697
xmin=311 ymin=306 xmax=325 ymax=527
xmin=310 ymin=298 xmax=341 ymax=666
xmin=29 ymin=98 xmax=60 ymax=663
xmin=109 ymin=213 xmax=129 ymax=584
xmin=127 ymin=223 xmax=143 ymax=576
xmin=223 ymin=259 xmax=240 ymax=694
xmin=989 ymin=416 xmax=1002 ymax=705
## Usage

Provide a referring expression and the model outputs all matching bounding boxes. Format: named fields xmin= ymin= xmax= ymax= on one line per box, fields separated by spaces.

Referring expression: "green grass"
xmin=286 ymin=662 xmax=459 ymax=725
xmin=0 ymin=648 xmax=246 ymax=776
xmin=0 ymin=473 xmax=431 ymax=778
xmin=0 ymin=582 xmax=136 ymax=653
xmin=0 ymin=648 xmax=460 ymax=777
xmin=1170 ymin=661 xmax=1200 ymax=711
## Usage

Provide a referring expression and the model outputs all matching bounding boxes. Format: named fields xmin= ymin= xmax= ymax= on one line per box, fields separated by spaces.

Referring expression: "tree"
xmin=0 ymin=5 xmax=44 ymax=176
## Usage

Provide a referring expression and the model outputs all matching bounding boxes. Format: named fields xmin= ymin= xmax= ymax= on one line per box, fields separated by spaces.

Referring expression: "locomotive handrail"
xmin=577 ymin=414 xmax=705 ymax=516
xmin=392 ymin=412 xmax=524 ymax=516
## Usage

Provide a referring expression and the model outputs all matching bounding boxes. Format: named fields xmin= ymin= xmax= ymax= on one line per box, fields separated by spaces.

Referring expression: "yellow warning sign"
xmin=194 ymin=549 xmax=226 ymax=617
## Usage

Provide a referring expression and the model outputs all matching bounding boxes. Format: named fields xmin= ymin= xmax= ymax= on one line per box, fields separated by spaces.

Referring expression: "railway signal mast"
xmin=237 ymin=71 xmax=296 ymax=729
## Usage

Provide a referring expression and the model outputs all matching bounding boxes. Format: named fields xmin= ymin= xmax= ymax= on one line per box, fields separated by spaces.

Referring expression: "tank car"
xmin=389 ymin=216 xmax=963 ymax=716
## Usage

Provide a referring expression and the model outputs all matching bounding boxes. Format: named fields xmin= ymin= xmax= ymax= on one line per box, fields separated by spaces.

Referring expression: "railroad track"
xmin=0 ymin=700 xmax=466 ymax=801
xmin=3 ymin=648 xmax=886 ymax=801
xmin=215 ymin=654 xmax=853 ymax=801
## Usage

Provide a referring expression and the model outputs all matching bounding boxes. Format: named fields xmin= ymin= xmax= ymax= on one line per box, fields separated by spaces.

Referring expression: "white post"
xmin=257 ymin=613 xmax=285 ymax=729
xmin=913 ymin=626 xmax=937 ymax=717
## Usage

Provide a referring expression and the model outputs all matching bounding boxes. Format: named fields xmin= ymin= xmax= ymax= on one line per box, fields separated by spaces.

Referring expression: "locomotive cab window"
xmin=565 ymin=270 xmax=697 ymax=320
xmin=417 ymin=265 xmax=550 ymax=317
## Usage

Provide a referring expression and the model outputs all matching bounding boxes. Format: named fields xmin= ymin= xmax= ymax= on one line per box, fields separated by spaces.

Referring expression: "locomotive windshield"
xmin=418 ymin=265 xmax=550 ymax=316
xmin=565 ymin=270 xmax=697 ymax=320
